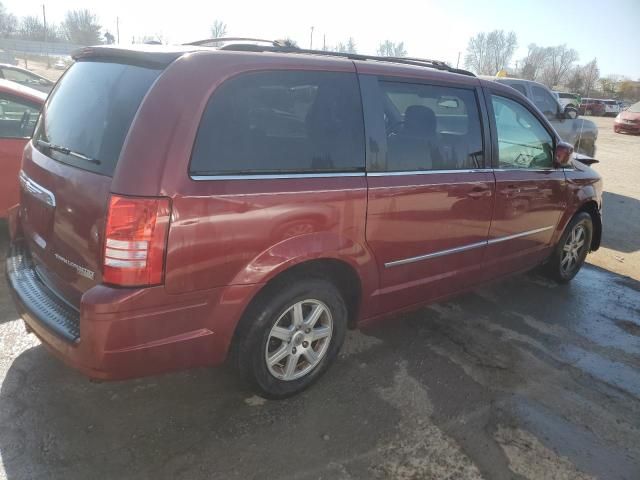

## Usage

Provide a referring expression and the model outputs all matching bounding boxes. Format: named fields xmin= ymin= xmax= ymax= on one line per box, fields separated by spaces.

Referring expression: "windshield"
xmin=33 ymin=60 xmax=161 ymax=176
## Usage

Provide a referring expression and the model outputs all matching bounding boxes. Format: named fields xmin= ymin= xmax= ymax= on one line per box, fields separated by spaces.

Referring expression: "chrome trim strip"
xmin=384 ymin=225 xmax=555 ymax=268
xmin=190 ymin=172 xmax=365 ymax=181
xmin=384 ymin=240 xmax=487 ymax=268
xmin=368 ymin=169 xmax=488 ymax=177
xmin=492 ymin=168 xmax=555 ymax=172
xmin=19 ymin=170 xmax=56 ymax=208
xmin=487 ymin=225 xmax=554 ymax=244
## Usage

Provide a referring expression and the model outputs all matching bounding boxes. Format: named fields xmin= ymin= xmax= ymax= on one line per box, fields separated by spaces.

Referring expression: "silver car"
xmin=489 ymin=78 xmax=598 ymax=157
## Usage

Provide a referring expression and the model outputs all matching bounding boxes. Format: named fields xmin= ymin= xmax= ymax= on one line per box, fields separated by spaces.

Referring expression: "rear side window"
xmin=190 ymin=71 xmax=365 ymax=176
xmin=373 ymin=81 xmax=483 ymax=172
xmin=34 ymin=61 xmax=161 ymax=176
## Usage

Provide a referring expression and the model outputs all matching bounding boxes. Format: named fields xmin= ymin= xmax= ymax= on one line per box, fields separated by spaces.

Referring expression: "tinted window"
xmin=190 ymin=71 xmax=365 ymax=175
xmin=0 ymin=96 xmax=40 ymax=138
xmin=33 ymin=61 xmax=161 ymax=176
xmin=531 ymin=86 xmax=558 ymax=117
xmin=373 ymin=81 xmax=483 ymax=171
xmin=492 ymin=95 xmax=553 ymax=169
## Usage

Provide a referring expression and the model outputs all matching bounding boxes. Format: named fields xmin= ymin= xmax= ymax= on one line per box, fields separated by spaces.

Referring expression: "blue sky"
xmin=7 ymin=0 xmax=640 ymax=78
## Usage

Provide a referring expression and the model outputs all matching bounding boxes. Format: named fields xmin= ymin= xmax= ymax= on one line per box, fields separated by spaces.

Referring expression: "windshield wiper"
xmin=35 ymin=139 xmax=101 ymax=165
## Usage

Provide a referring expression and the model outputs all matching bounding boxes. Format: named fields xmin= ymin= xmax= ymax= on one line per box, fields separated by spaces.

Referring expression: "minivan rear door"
xmin=20 ymin=59 xmax=163 ymax=306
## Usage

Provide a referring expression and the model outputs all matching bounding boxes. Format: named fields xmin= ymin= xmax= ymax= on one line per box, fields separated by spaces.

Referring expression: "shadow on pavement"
xmin=1 ymin=264 xmax=640 ymax=479
xmin=600 ymin=191 xmax=640 ymax=253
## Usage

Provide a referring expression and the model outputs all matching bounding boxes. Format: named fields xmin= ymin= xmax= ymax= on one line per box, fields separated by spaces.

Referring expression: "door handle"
xmin=467 ymin=186 xmax=491 ymax=199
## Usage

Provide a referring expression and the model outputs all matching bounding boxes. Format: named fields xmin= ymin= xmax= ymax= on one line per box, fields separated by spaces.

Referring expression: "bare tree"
xmin=520 ymin=44 xmax=550 ymax=81
xmin=565 ymin=66 xmax=584 ymax=92
xmin=377 ymin=40 xmax=407 ymax=57
xmin=325 ymin=37 xmax=357 ymax=54
xmin=62 ymin=9 xmax=102 ymax=45
xmin=540 ymin=45 xmax=579 ymax=87
xmin=464 ymin=32 xmax=489 ymax=74
xmin=581 ymin=58 xmax=600 ymax=96
xmin=487 ymin=30 xmax=517 ymax=73
xmin=210 ymin=20 xmax=227 ymax=38
xmin=465 ymin=30 xmax=516 ymax=75
xmin=0 ymin=2 xmax=17 ymax=37
xmin=346 ymin=37 xmax=356 ymax=54
xmin=18 ymin=15 xmax=42 ymax=39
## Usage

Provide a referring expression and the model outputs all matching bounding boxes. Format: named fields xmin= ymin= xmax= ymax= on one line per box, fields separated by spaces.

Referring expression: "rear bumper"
xmin=6 ymin=239 xmax=260 ymax=380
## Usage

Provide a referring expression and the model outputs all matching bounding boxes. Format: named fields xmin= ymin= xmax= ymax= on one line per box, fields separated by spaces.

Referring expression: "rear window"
xmin=34 ymin=60 xmax=161 ymax=176
xmin=190 ymin=70 xmax=365 ymax=176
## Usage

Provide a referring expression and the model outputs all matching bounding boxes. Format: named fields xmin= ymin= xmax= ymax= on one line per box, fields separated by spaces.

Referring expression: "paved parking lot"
xmin=1 ymin=117 xmax=638 ymax=479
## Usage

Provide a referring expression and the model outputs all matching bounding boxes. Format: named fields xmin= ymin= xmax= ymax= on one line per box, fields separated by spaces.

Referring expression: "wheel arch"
xmin=228 ymin=257 xmax=365 ymax=365
xmin=576 ymin=200 xmax=602 ymax=251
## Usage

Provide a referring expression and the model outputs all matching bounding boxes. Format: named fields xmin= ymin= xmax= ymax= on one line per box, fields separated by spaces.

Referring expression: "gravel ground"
xmin=0 ymin=116 xmax=638 ymax=479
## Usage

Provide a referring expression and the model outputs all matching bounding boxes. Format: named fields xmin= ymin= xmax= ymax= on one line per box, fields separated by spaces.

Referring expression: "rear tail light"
xmin=103 ymin=195 xmax=171 ymax=286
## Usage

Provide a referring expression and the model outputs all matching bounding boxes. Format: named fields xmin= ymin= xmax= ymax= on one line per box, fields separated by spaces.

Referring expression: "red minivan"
xmin=6 ymin=42 xmax=602 ymax=398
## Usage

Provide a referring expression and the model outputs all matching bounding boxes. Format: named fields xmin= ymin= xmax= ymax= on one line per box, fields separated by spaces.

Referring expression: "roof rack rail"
xmin=183 ymin=38 xmax=475 ymax=77
xmin=183 ymin=37 xmax=277 ymax=47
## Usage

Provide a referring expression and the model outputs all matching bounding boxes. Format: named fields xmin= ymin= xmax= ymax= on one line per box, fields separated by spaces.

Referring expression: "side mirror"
xmin=564 ymin=106 xmax=578 ymax=119
xmin=554 ymin=141 xmax=574 ymax=168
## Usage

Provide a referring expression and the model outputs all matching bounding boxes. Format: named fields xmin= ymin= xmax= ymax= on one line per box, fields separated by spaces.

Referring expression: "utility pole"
xmin=456 ymin=51 xmax=461 ymax=69
xmin=116 ymin=17 xmax=120 ymax=44
xmin=42 ymin=4 xmax=50 ymax=68
xmin=323 ymin=34 xmax=326 ymax=51
xmin=310 ymin=26 xmax=314 ymax=49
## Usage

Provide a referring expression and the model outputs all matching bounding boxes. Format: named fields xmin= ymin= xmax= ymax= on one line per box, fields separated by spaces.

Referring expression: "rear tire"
xmin=236 ymin=277 xmax=347 ymax=399
xmin=545 ymin=212 xmax=593 ymax=283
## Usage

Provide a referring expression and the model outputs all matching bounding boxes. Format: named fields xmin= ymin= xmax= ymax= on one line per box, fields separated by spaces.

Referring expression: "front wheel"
xmin=236 ymin=278 xmax=347 ymax=399
xmin=545 ymin=212 xmax=593 ymax=283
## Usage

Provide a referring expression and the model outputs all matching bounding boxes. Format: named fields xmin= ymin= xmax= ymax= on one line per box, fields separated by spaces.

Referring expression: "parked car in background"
xmin=0 ymin=64 xmax=54 ymax=93
xmin=487 ymin=77 xmax=597 ymax=157
xmin=7 ymin=44 xmax=603 ymax=398
xmin=554 ymin=91 xmax=580 ymax=109
xmin=614 ymin=101 xmax=640 ymax=134
xmin=579 ymin=98 xmax=606 ymax=116
xmin=54 ymin=59 xmax=67 ymax=70
xmin=602 ymin=99 xmax=620 ymax=117
xmin=0 ymin=79 xmax=45 ymax=218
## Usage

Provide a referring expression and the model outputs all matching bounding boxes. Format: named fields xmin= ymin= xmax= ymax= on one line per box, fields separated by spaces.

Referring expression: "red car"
xmin=578 ymin=98 xmax=606 ymax=116
xmin=0 ymin=79 xmax=45 ymax=218
xmin=614 ymin=101 xmax=640 ymax=134
xmin=6 ymin=43 xmax=603 ymax=398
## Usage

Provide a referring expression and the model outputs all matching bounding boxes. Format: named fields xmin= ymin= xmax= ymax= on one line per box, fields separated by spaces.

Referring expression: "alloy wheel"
xmin=265 ymin=299 xmax=333 ymax=381
xmin=561 ymin=224 xmax=586 ymax=275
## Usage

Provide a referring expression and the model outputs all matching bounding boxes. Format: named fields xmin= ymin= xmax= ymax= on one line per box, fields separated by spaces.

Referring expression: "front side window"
xmin=0 ymin=96 xmax=40 ymax=138
xmin=531 ymin=86 xmax=559 ymax=117
xmin=491 ymin=95 xmax=553 ymax=169
xmin=190 ymin=71 xmax=365 ymax=175
xmin=373 ymin=81 xmax=483 ymax=172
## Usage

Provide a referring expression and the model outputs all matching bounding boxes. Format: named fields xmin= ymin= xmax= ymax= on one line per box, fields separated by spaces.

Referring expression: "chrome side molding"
xmin=385 ymin=226 xmax=555 ymax=268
